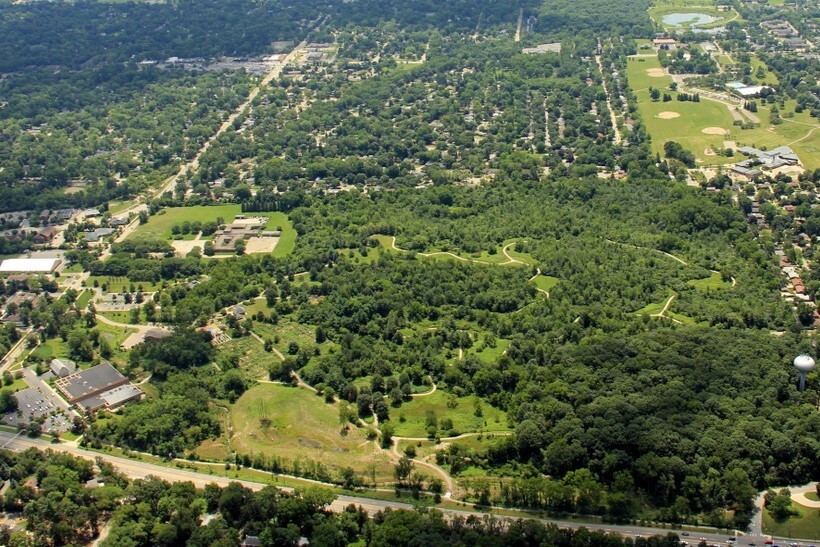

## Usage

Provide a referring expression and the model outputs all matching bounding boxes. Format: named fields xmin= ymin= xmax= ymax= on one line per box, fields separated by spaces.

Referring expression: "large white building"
xmin=0 ymin=258 xmax=61 ymax=273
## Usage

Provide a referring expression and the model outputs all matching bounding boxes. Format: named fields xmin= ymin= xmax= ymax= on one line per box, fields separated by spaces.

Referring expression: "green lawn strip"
xmin=75 ymin=290 xmax=94 ymax=310
xmin=469 ymin=338 xmax=510 ymax=364
xmin=84 ymin=276 xmax=162 ymax=293
xmin=804 ymin=492 xmax=819 ymax=502
xmin=107 ymin=200 xmax=135 ymax=215
xmin=762 ymin=499 xmax=820 ymax=540
xmin=96 ymin=310 xmax=147 ymax=325
xmin=392 ymin=390 xmax=509 ymax=438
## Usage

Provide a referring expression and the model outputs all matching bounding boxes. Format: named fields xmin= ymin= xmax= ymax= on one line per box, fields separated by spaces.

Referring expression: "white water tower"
xmin=793 ymin=354 xmax=815 ymax=392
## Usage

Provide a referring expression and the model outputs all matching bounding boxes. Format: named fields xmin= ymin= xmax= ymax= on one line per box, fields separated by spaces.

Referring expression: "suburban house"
xmin=33 ymin=226 xmax=59 ymax=244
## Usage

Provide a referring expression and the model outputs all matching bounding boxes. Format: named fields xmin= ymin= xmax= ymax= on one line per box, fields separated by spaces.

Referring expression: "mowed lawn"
xmin=627 ymin=56 xmax=735 ymax=164
xmin=763 ymin=499 xmax=820 ymax=540
xmin=230 ymin=383 xmax=394 ymax=481
xmin=127 ymin=206 xmax=296 ymax=255
xmin=628 ymin=56 xmax=820 ymax=170
xmin=392 ymin=390 xmax=510 ymax=438
xmin=128 ymin=205 xmax=242 ymax=241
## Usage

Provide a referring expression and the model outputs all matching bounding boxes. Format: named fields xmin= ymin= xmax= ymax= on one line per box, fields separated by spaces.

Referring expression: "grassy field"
xmin=228 ymin=383 xmax=394 ymax=481
xmin=532 ymin=275 xmax=559 ymax=293
xmin=218 ymin=336 xmax=283 ymax=380
xmin=107 ymin=200 xmax=135 ymax=215
xmin=75 ymin=290 xmax=93 ymax=310
xmin=626 ymin=55 xmax=820 ymax=169
xmin=763 ymin=499 xmax=820 ymax=540
xmin=805 ymin=492 xmax=819 ymax=502
xmin=627 ymin=56 xmax=736 ymax=164
xmin=688 ymin=271 xmax=731 ymax=290
xmin=635 ymin=296 xmax=672 ymax=316
xmin=85 ymin=276 xmax=162 ymax=293
xmin=392 ymin=390 xmax=509 ymax=438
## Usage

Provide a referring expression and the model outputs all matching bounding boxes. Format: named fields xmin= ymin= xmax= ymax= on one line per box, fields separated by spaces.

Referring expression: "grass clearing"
xmin=392 ymin=390 xmax=509 ymax=438
xmin=532 ymin=275 xmax=559 ymax=293
xmin=75 ymin=290 xmax=93 ymax=310
xmin=218 ymin=336 xmax=282 ymax=379
xmin=688 ymin=271 xmax=730 ymax=291
xmin=84 ymin=276 xmax=163 ymax=293
xmin=762 ymin=499 xmax=820 ymax=540
xmin=229 ymin=383 xmax=394 ymax=481
xmin=127 ymin=206 xmax=295 ymax=256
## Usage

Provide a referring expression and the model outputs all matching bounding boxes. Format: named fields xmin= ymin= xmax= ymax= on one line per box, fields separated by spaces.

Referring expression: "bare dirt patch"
xmin=723 ymin=140 xmax=737 ymax=150
xmin=702 ymin=127 xmax=728 ymax=135
xmin=244 ymin=236 xmax=280 ymax=254
xmin=646 ymin=68 xmax=666 ymax=77
xmin=657 ymin=111 xmax=681 ymax=119
xmin=171 ymin=240 xmax=205 ymax=256
xmin=704 ymin=147 xmax=716 ymax=156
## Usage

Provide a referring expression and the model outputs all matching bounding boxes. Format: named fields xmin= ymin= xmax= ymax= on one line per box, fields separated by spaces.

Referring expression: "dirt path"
xmin=250 ymin=331 xmax=285 ymax=361
xmin=786 ymin=124 xmax=820 ymax=147
xmin=605 ymin=239 xmax=688 ymax=265
xmin=514 ymin=7 xmax=523 ymax=42
xmin=595 ymin=55 xmax=622 ymax=145
xmin=388 ymin=236 xmax=493 ymax=265
xmin=500 ymin=242 xmax=524 ymax=265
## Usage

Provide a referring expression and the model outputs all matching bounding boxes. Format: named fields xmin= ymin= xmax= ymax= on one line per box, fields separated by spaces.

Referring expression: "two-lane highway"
xmin=0 ymin=430 xmax=793 ymax=546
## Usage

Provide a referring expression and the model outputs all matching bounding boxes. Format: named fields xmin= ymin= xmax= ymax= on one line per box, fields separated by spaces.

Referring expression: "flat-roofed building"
xmin=54 ymin=362 xmax=142 ymax=412
xmin=0 ymin=258 xmax=60 ymax=273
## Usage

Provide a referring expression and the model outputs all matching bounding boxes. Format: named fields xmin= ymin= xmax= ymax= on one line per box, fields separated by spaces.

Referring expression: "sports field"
xmin=627 ymin=55 xmax=820 ymax=169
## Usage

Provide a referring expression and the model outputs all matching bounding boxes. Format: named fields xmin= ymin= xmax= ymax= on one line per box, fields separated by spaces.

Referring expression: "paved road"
xmin=0 ymin=430 xmax=792 ymax=545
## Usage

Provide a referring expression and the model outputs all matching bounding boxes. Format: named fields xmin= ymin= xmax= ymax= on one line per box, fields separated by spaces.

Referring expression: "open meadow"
xmin=227 ymin=383 xmax=395 ymax=482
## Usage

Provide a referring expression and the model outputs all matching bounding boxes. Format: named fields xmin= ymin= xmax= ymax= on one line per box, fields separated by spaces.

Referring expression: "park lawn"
xmin=392 ymin=390 xmax=509 ymax=438
xmin=627 ymin=56 xmax=737 ymax=164
xmin=635 ymin=294 xmax=674 ymax=316
xmin=763 ymin=499 xmax=820 ymax=540
xmin=532 ymin=275 xmax=559 ymax=293
xmin=107 ymin=200 xmax=135 ymax=215
xmin=128 ymin=205 xmax=242 ymax=241
xmin=666 ymin=310 xmax=699 ymax=325
xmin=341 ymin=245 xmax=384 ymax=265
xmin=805 ymin=492 xmax=819 ymax=502
xmin=97 ymin=310 xmax=147 ymax=325
xmin=6 ymin=376 xmax=29 ymax=393
xmin=688 ymin=271 xmax=731 ymax=291
xmin=32 ymin=338 xmax=68 ymax=362
xmin=266 ymin=212 xmax=296 ymax=258
xmin=85 ymin=276 xmax=162 ymax=293
xmin=230 ymin=383 xmax=394 ymax=482
xmin=75 ymin=290 xmax=93 ymax=310
xmin=729 ymin=104 xmax=820 ymax=171
xmin=62 ymin=263 xmax=85 ymax=274
xmin=750 ymin=56 xmax=779 ymax=86
xmin=470 ymin=338 xmax=510 ymax=364
xmin=218 ymin=336 xmax=282 ymax=380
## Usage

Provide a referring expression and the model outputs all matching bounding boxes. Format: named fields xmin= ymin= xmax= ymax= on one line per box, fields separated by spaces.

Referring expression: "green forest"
xmin=0 ymin=0 xmax=818 ymax=543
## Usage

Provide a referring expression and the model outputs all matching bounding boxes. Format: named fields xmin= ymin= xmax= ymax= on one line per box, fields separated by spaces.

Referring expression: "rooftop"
xmin=0 ymin=258 xmax=60 ymax=273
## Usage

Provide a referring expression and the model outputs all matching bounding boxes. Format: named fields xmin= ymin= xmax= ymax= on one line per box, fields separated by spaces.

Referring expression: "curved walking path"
xmin=389 ymin=236 xmax=492 ymax=265
xmin=791 ymin=482 xmax=820 ymax=508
